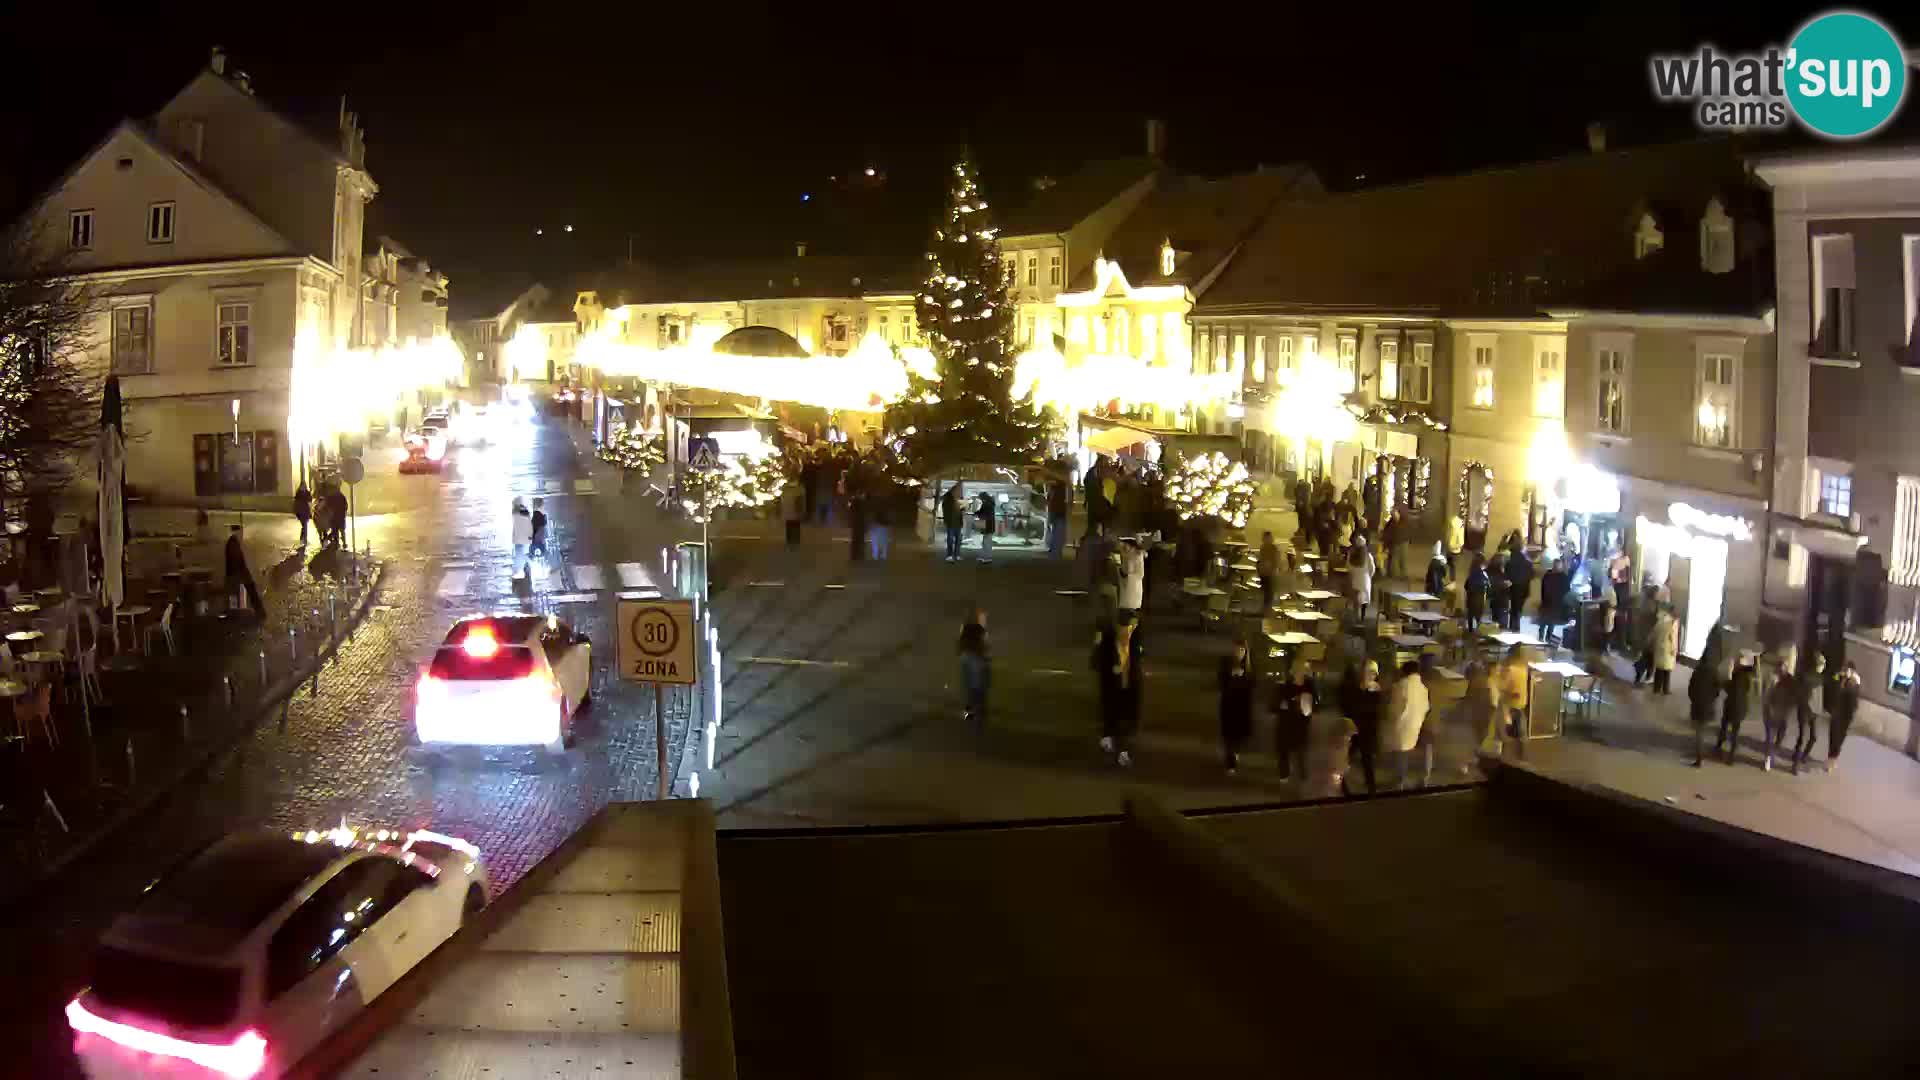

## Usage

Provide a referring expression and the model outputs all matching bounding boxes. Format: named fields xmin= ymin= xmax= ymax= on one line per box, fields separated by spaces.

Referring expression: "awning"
xmin=1086 ymin=426 xmax=1155 ymax=453
xmin=1777 ymin=520 xmax=1867 ymax=560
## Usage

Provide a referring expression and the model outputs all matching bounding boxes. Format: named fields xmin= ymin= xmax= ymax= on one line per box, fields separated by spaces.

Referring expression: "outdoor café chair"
xmin=146 ymin=602 xmax=177 ymax=656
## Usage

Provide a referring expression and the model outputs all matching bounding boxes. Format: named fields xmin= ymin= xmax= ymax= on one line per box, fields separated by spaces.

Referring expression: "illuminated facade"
xmin=16 ymin=48 xmax=409 ymax=506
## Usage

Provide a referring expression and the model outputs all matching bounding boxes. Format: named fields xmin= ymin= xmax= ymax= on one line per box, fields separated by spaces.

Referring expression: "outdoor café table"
xmin=1295 ymin=589 xmax=1338 ymax=604
xmin=1485 ymin=631 xmax=1545 ymax=649
xmin=10 ymin=604 xmax=38 ymax=617
xmin=6 ymin=630 xmax=43 ymax=647
xmin=1283 ymin=609 xmax=1333 ymax=630
xmin=1525 ymin=660 xmax=1589 ymax=740
xmin=1404 ymin=610 xmax=1448 ymax=629
xmin=1387 ymin=590 xmax=1441 ymax=612
xmin=1265 ymin=630 xmax=1321 ymax=669
xmin=1389 ymin=634 xmax=1437 ymax=650
xmin=19 ymin=651 xmax=63 ymax=689
xmin=0 ymin=678 xmax=27 ymax=737
xmin=112 ymin=605 xmax=152 ymax=654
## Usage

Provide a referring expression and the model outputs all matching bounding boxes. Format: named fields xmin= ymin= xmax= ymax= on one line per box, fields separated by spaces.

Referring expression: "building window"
xmin=147 ymin=201 xmax=175 ymax=244
xmin=111 ymin=304 xmax=152 ymax=374
xmin=1634 ymin=212 xmax=1664 ymax=259
xmin=1336 ymin=334 xmax=1357 ymax=391
xmin=1003 ymin=256 xmax=1016 ymax=286
xmin=1139 ymin=314 xmax=1158 ymax=360
xmin=1301 ymin=333 xmax=1319 ymax=361
xmin=1820 ymin=472 xmax=1853 ymax=518
xmin=1195 ymin=329 xmax=1210 ymax=374
xmin=1231 ymin=332 xmax=1245 ymax=377
xmin=1470 ymin=341 xmax=1495 ymax=408
xmin=1813 ymin=233 xmax=1856 ymax=357
xmin=1905 ymin=235 xmax=1920 ymax=355
xmin=1070 ymin=315 xmax=1089 ymax=347
xmin=217 ymin=302 xmax=251 ymax=366
xmin=1025 ymin=254 xmax=1038 ymax=288
xmin=1049 ymin=252 xmax=1062 ymax=286
xmin=1695 ymin=352 xmax=1737 ymax=447
xmin=69 ymin=210 xmax=93 ymax=250
xmin=1276 ymin=335 xmax=1297 ymax=379
xmin=1699 ymin=199 xmax=1734 ymax=274
xmin=1406 ymin=340 xmax=1432 ymax=403
xmin=1596 ymin=340 xmax=1629 ymax=433
xmin=1215 ymin=331 xmax=1228 ymax=375
xmin=217 ymin=433 xmax=256 ymax=493
xmin=1533 ymin=341 xmax=1564 ymax=418
xmin=1378 ymin=339 xmax=1399 ymax=399
xmin=1163 ymin=315 xmax=1182 ymax=364
xmin=1896 ymin=476 xmax=1920 ymax=587
xmin=1252 ymin=336 xmax=1267 ymax=384
xmin=1892 ymin=649 xmax=1916 ymax=695
xmin=1160 ymin=242 xmax=1176 ymax=277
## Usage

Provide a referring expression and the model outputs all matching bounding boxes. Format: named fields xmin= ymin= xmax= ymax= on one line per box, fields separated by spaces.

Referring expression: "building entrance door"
xmin=1805 ymin=554 xmax=1853 ymax=671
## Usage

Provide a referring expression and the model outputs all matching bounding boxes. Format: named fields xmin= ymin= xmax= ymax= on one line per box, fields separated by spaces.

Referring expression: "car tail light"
xmin=67 ymin=997 xmax=268 ymax=1078
xmin=416 ymin=672 xmax=442 ymax=697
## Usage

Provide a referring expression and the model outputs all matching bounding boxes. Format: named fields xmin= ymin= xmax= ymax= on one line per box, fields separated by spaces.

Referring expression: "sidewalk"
xmin=0 ymin=518 xmax=386 ymax=908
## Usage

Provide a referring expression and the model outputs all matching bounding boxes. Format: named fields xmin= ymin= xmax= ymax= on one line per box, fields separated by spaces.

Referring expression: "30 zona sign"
xmin=616 ymin=598 xmax=696 ymax=685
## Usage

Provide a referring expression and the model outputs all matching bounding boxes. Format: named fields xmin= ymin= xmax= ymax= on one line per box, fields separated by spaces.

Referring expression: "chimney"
xmin=795 ymin=241 xmax=807 ymax=258
xmin=209 ymin=46 xmax=227 ymax=76
xmin=1146 ymin=117 xmax=1167 ymax=161
xmin=1586 ymin=122 xmax=1607 ymax=153
xmin=234 ymin=71 xmax=253 ymax=95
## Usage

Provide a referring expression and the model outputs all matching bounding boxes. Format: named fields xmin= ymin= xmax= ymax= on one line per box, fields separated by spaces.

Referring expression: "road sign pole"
xmin=654 ymin=683 xmax=668 ymax=801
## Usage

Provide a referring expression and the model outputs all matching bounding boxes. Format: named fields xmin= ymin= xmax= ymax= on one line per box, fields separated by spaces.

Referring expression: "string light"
xmin=1165 ymin=451 xmax=1256 ymax=529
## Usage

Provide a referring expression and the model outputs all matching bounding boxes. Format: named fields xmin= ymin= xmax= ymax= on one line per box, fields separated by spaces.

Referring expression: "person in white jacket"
xmin=1382 ymin=659 xmax=1429 ymax=789
xmin=1117 ymin=539 xmax=1146 ymax=616
xmin=1349 ymin=537 xmax=1376 ymax=624
xmin=510 ymin=497 xmax=534 ymax=580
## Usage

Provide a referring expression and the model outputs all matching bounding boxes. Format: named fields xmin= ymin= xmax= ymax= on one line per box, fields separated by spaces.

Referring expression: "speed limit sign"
xmin=616 ymin=599 xmax=696 ymax=685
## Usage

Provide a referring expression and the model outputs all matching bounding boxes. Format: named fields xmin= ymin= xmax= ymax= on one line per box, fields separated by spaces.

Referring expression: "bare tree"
xmin=0 ymin=225 xmax=105 ymax=543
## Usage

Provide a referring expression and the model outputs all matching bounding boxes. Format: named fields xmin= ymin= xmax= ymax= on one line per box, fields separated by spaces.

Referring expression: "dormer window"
xmin=1160 ymin=239 xmax=1175 ymax=277
xmin=1634 ymin=212 xmax=1664 ymax=259
xmin=1699 ymin=198 xmax=1734 ymax=274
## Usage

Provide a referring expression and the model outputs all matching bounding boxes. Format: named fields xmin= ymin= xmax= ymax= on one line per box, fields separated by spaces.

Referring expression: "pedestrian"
xmin=1424 ymin=541 xmax=1450 ymax=601
xmin=1763 ymin=654 xmax=1796 ymax=772
xmin=313 ymin=486 xmax=333 ymax=549
xmin=1826 ymin=659 xmax=1862 ymax=771
xmin=1349 ymin=536 xmax=1376 ymax=625
xmin=1538 ymin=557 xmax=1569 ymax=645
xmin=1218 ymin=633 xmax=1256 ymax=774
xmin=867 ymin=486 xmax=891 ymax=561
xmin=326 ymin=485 xmax=349 ymax=549
xmin=1650 ymin=605 xmax=1679 ymax=695
xmin=1609 ymin=549 xmax=1633 ymax=648
xmin=1339 ymin=659 xmax=1384 ymax=795
xmin=224 ymin=524 xmax=263 ymax=615
xmin=848 ymin=483 xmax=868 ymax=563
xmin=940 ymin=482 xmax=964 ymax=562
xmin=530 ymin=498 xmax=549 ymax=562
xmin=1504 ymin=544 xmax=1532 ymax=633
xmin=1792 ymin=652 xmax=1827 ymax=774
xmin=1256 ymin=531 xmax=1282 ymax=612
xmin=1383 ymin=659 xmax=1430 ymax=789
xmin=1717 ymin=655 xmax=1755 ymax=763
xmin=1383 ymin=507 xmax=1406 ymax=579
xmin=974 ymin=487 xmax=996 ymax=564
xmin=1687 ymin=651 xmax=1725 ymax=767
xmin=801 ymin=455 xmax=821 ymax=524
xmin=1094 ymin=615 xmax=1144 ymax=767
xmin=1464 ymin=660 xmax=1503 ymax=761
xmin=1272 ymin=655 xmax=1315 ymax=781
xmin=1046 ymin=475 xmax=1070 ymax=558
xmin=1464 ymin=552 xmax=1490 ymax=632
xmin=1496 ymin=644 xmax=1532 ymax=757
xmin=292 ymin=482 xmax=313 ymax=548
xmin=958 ymin=608 xmax=991 ymax=733
xmin=1117 ymin=538 xmax=1145 ymax=618
xmin=510 ymin=498 xmax=533 ymax=579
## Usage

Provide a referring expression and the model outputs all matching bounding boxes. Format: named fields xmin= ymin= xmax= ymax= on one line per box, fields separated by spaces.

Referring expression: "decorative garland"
xmin=1456 ymin=460 xmax=1493 ymax=528
xmin=1409 ymin=455 xmax=1432 ymax=510
xmin=1348 ymin=403 xmax=1449 ymax=431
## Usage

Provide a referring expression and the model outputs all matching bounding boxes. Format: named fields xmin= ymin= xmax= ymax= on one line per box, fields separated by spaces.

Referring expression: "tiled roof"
xmin=1065 ymin=166 xmax=1321 ymax=297
xmin=595 ymin=253 xmax=920 ymax=306
xmin=1198 ymin=139 xmax=1769 ymax=318
xmin=995 ymin=157 xmax=1159 ymax=238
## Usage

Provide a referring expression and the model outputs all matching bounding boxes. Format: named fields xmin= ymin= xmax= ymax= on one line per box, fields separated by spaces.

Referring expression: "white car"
xmin=68 ymin=827 xmax=490 ymax=1079
xmin=414 ymin=615 xmax=592 ymax=753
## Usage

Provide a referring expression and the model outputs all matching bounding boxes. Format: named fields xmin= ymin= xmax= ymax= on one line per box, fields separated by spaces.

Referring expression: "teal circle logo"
xmin=1786 ymin=11 xmax=1908 ymax=139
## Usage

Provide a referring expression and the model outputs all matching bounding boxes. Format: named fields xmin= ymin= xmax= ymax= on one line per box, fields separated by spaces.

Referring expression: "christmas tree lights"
xmin=1165 ymin=451 xmax=1256 ymax=530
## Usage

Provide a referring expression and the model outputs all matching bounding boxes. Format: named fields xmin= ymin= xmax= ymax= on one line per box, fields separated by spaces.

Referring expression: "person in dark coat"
xmin=1538 ymin=558 xmax=1569 ymax=645
xmin=1272 ymin=655 xmax=1316 ymax=781
xmin=1424 ymin=543 xmax=1450 ymax=599
xmin=940 ymin=483 xmax=964 ymax=562
xmin=292 ymin=483 xmax=313 ymax=548
xmin=1504 ymin=546 xmax=1532 ymax=633
xmin=1487 ymin=552 xmax=1511 ymax=630
xmin=1340 ymin=659 xmax=1384 ymax=796
xmin=1792 ymin=652 xmax=1827 ymax=774
xmin=1463 ymin=553 xmax=1490 ymax=631
xmin=1218 ymin=633 xmax=1256 ymax=773
xmin=958 ymin=608 xmax=991 ymax=733
xmin=1717 ymin=657 xmax=1756 ymax=764
xmin=974 ymin=487 xmax=996 ymax=564
xmin=1826 ymin=659 xmax=1862 ymax=771
xmin=225 ymin=524 xmax=263 ymax=615
xmin=1763 ymin=659 xmax=1797 ymax=771
xmin=325 ymin=487 xmax=349 ymax=549
xmin=1687 ymin=653 xmax=1724 ymax=767
xmin=1046 ymin=477 xmax=1070 ymax=558
xmin=1093 ymin=615 xmax=1144 ymax=767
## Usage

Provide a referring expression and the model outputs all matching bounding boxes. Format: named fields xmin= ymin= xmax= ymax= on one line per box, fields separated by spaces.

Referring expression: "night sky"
xmin=3 ymin=3 xmax=1915 ymax=314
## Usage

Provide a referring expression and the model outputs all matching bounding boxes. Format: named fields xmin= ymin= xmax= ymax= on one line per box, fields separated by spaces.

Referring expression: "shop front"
xmin=1547 ymin=463 xmax=1626 ymax=595
xmin=1630 ymin=496 xmax=1760 ymax=660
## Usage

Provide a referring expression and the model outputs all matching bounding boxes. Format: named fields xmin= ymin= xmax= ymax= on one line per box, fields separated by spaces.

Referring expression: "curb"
xmin=0 ymin=561 xmax=391 ymax=912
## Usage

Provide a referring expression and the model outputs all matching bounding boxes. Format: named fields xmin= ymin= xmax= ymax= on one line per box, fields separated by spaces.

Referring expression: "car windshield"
xmin=421 ymin=416 xmax=448 ymax=430
xmin=133 ymin=834 xmax=341 ymax=941
xmin=429 ymin=644 xmax=538 ymax=680
xmin=90 ymin=945 xmax=242 ymax=1029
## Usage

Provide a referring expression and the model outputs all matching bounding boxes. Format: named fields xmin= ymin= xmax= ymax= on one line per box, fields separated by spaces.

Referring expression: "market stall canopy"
xmin=713 ymin=326 xmax=809 ymax=358
xmin=1087 ymin=426 xmax=1156 ymax=454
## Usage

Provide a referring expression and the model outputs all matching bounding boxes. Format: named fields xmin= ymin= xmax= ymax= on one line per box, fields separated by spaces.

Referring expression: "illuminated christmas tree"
xmin=598 ymin=423 xmax=665 ymax=472
xmin=1165 ymin=451 xmax=1256 ymax=530
xmin=679 ymin=454 xmax=787 ymax=523
xmin=887 ymin=154 xmax=1052 ymax=471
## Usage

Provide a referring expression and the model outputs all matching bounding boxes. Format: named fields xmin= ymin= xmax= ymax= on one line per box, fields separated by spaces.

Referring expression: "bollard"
xmin=224 ymin=675 xmax=235 ymax=712
xmin=310 ymin=662 xmax=319 ymax=698
xmin=178 ymin=704 xmax=191 ymax=741
xmin=280 ymin=698 xmax=290 ymax=732
xmin=43 ymin=791 xmax=69 ymax=834
xmin=125 ymin=739 xmax=136 ymax=787
xmin=259 ymin=649 xmax=269 ymax=688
